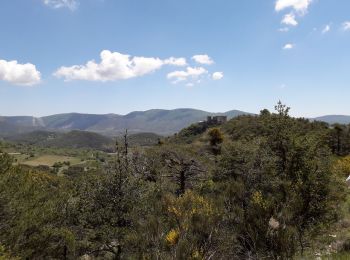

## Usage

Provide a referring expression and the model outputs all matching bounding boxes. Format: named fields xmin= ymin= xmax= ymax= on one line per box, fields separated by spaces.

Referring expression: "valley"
xmin=1 ymin=104 xmax=350 ymax=259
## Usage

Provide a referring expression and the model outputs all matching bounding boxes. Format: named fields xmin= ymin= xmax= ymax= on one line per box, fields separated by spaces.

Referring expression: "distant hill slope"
xmin=313 ymin=115 xmax=350 ymax=125
xmin=117 ymin=132 xmax=162 ymax=147
xmin=6 ymin=130 xmax=114 ymax=151
xmin=5 ymin=130 xmax=59 ymax=145
xmin=0 ymin=118 xmax=41 ymax=137
xmin=41 ymin=113 xmax=121 ymax=130
xmin=0 ymin=109 xmax=251 ymax=136
xmin=6 ymin=130 xmax=162 ymax=150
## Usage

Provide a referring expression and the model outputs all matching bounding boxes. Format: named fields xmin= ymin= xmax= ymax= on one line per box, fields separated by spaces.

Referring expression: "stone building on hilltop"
xmin=206 ymin=116 xmax=227 ymax=125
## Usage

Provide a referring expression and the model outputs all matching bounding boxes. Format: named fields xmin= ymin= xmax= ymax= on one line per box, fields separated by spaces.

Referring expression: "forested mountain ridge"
xmin=1 ymin=109 xmax=349 ymax=137
xmin=0 ymin=109 xmax=251 ymax=136
xmin=313 ymin=115 xmax=350 ymax=125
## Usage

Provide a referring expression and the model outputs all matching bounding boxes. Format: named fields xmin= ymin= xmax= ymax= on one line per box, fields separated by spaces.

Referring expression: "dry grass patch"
xmin=22 ymin=155 xmax=80 ymax=167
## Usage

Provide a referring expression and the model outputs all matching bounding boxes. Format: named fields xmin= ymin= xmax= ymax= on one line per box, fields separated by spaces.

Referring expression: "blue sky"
xmin=0 ymin=0 xmax=350 ymax=117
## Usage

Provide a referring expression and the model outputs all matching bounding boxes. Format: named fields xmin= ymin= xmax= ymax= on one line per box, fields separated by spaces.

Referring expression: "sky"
xmin=0 ymin=0 xmax=350 ymax=117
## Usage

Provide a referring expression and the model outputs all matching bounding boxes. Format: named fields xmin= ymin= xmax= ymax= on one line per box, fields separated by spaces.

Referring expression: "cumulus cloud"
xmin=167 ymin=67 xmax=207 ymax=84
xmin=276 ymin=1 xmax=313 ymax=33
xmin=283 ymin=43 xmax=294 ymax=50
xmin=322 ymin=24 xmax=331 ymax=34
xmin=43 ymin=0 xmax=78 ymax=10
xmin=192 ymin=55 xmax=214 ymax=65
xmin=0 ymin=59 xmax=41 ymax=86
xmin=275 ymin=0 xmax=313 ymax=14
xmin=212 ymin=72 xmax=224 ymax=80
xmin=342 ymin=21 xmax=350 ymax=31
xmin=54 ymin=50 xmax=187 ymax=82
xmin=282 ymin=13 xmax=298 ymax=26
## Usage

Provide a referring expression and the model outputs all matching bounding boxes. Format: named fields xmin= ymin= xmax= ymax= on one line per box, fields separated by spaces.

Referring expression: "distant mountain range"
xmin=0 ymin=109 xmax=250 ymax=137
xmin=313 ymin=115 xmax=350 ymax=125
xmin=0 ymin=109 xmax=349 ymax=137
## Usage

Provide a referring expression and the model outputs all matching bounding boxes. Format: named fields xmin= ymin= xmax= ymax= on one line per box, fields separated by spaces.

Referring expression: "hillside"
xmin=6 ymin=130 xmax=114 ymax=151
xmin=5 ymin=130 xmax=59 ymax=145
xmin=314 ymin=115 xmax=350 ymax=125
xmin=0 ymin=121 xmax=32 ymax=138
xmin=5 ymin=130 xmax=162 ymax=150
xmin=1 ymin=108 xmax=350 ymax=259
xmin=117 ymin=132 xmax=162 ymax=147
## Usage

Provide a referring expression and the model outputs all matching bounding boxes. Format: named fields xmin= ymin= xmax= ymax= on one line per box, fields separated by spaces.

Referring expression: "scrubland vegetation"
xmin=1 ymin=102 xmax=350 ymax=259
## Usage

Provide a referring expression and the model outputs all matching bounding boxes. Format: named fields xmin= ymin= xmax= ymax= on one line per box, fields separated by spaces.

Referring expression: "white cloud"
xmin=283 ymin=43 xmax=294 ymax=49
xmin=275 ymin=0 xmax=313 ymax=14
xmin=278 ymin=27 xmax=290 ymax=32
xmin=54 ymin=50 xmax=187 ymax=82
xmin=167 ymin=67 xmax=207 ymax=84
xmin=43 ymin=0 xmax=78 ymax=10
xmin=281 ymin=13 xmax=298 ymax=26
xmin=0 ymin=59 xmax=41 ymax=86
xmin=212 ymin=72 xmax=224 ymax=80
xmin=342 ymin=21 xmax=350 ymax=31
xmin=322 ymin=24 xmax=331 ymax=34
xmin=164 ymin=57 xmax=187 ymax=66
xmin=192 ymin=54 xmax=214 ymax=65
